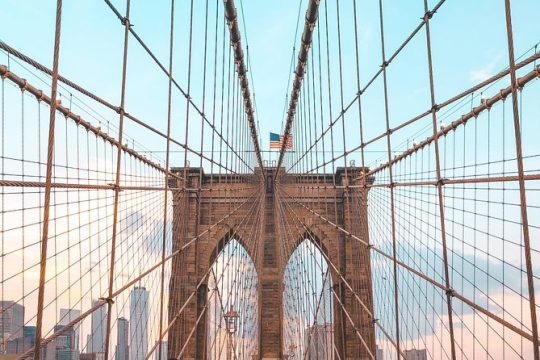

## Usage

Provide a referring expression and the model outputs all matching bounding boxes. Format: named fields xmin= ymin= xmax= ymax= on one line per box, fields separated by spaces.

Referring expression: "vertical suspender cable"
xmin=421 ymin=0 xmax=456 ymax=358
xmin=34 ymin=2 xmax=63 ymax=359
xmin=503 ymin=1 xmax=540 ymax=358
xmin=276 ymin=0 xmax=320 ymax=172
xmin=223 ymin=0 xmax=264 ymax=174
xmin=104 ymin=1 xmax=131 ymax=359
xmin=157 ymin=1 xmax=176 ymax=359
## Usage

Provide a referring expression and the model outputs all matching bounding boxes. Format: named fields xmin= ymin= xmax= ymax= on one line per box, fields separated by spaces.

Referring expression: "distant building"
xmin=80 ymin=353 xmax=104 ymax=360
xmin=154 ymin=341 xmax=166 ymax=360
xmin=304 ymin=323 xmax=333 ymax=360
xmin=129 ymin=287 xmax=149 ymax=360
xmin=45 ymin=325 xmax=79 ymax=360
xmin=404 ymin=349 xmax=427 ymax=360
xmin=86 ymin=301 xmax=107 ymax=354
xmin=0 ymin=301 xmax=24 ymax=350
xmin=115 ymin=318 xmax=128 ymax=360
xmin=59 ymin=309 xmax=81 ymax=351
xmin=376 ymin=345 xmax=383 ymax=360
xmin=5 ymin=326 xmax=35 ymax=354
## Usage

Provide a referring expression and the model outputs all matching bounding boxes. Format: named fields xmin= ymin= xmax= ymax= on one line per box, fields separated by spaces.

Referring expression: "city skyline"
xmin=0 ymin=294 xmax=148 ymax=360
xmin=1 ymin=0 xmax=539 ymax=358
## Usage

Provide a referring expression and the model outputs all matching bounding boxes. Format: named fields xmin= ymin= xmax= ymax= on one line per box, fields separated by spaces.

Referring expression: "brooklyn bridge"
xmin=0 ymin=0 xmax=539 ymax=359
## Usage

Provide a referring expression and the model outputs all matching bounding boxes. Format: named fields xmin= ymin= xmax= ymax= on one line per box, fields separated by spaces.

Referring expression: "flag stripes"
xmin=270 ymin=132 xmax=293 ymax=150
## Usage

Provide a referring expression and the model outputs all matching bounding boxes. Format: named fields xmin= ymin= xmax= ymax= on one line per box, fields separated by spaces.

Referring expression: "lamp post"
xmin=224 ymin=305 xmax=239 ymax=360
xmin=283 ymin=344 xmax=296 ymax=359
xmin=289 ymin=344 xmax=297 ymax=359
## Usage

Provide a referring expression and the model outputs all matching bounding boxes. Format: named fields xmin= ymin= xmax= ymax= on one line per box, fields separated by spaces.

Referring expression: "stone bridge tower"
xmin=167 ymin=167 xmax=375 ymax=359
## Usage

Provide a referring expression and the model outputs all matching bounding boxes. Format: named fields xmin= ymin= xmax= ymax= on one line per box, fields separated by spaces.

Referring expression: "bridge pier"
xmin=259 ymin=169 xmax=283 ymax=359
xmin=168 ymin=169 xmax=203 ymax=360
xmin=279 ymin=167 xmax=376 ymax=359
xmin=167 ymin=167 xmax=375 ymax=359
xmin=341 ymin=168 xmax=376 ymax=359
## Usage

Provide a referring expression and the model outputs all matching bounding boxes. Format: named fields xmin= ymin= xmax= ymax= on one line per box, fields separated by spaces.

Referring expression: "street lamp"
xmin=224 ymin=305 xmax=239 ymax=360
xmin=283 ymin=344 xmax=296 ymax=359
xmin=288 ymin=344 xmax=297 ymax=359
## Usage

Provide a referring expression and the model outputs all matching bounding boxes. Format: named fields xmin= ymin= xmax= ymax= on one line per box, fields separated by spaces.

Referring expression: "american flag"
xmin=270 ymin=132 xmax=293 ymax=150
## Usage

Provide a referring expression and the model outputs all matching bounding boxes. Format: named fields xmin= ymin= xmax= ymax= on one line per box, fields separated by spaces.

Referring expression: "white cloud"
xmin=377 ymin=291 xmax=538 ymax=359
xmin=470 ymin=53 xmax=503 ymax=82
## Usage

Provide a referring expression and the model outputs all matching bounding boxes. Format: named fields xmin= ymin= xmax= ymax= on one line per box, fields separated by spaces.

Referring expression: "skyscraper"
xmin=304 ymin=323 xmax=333 ymax=359
xmin=404 ymin=349 xmax=427 ymax=360
xmin=59 ymin=309 xmax=81 ymax=351
xmin=129 ymin=287 xmax=149 ymax=360
xmin=53 ymin=325 xmax=79 ymax=360
xmin=86 ymin=300 xmax=107 ymax=354
xmin=154 ymin=341 xmax=166 ymax=360
xmin=0 ymin=301 xmax=24 ymax=342
xmin=376 ymin=345 xmax=383 ymax=360
xmin=115 ymin=318 xmax=129 ymax=360
xmin=6 ymin=325 xmax=36 ymax=354
xmin=45 ymin=324 xmax=80 ymax=360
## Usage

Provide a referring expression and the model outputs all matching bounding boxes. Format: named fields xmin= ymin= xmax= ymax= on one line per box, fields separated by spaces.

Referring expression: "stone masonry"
xmin=167 ymin=167 xmax=375 ymax=359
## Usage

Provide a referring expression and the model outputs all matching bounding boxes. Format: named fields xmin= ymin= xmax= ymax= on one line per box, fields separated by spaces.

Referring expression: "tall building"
xmin=115 ymin=318 xmax=128 ymax=360
xmin=45 ymin=325 xmax=79 ymax=360
xmin=129 ymin=287 xmax=149 ymax=360
xmin=0 ymin=301 xmax=24 ymax=349
xmin=304 ymin=323 xmax=333 ymax=360
xmin=404 ymin=349 xmax=427 ymax=360
xmin=6 ymin=326 xmax=36 ymax=354
xmin=86 ymin=300 xmax=107 ymax=354
xmin=59 ymin=309 xmax=81 ymax=351
xmin=376 ymin=345 xmax=383 ymax=360
xmin=80 ymin=353 xmax=104 ymax=360
xmin=154 ymin=341 xmax=166 ymax=360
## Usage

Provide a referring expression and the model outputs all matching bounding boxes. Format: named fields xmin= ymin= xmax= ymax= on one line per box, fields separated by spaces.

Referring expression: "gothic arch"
xmin=281 ymin=229 xmax=336 ymax=358
xmin=205 ymin=230 xmax=260 ymax=359
xmin=207 ymin=227 xmax=257 ymax=268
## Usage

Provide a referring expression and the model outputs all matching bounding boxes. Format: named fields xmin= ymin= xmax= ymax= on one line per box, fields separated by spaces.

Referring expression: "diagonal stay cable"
xmin=276 ymin=185 xmax=540 ymax=344
xmin=0 ymin=39 xmax=252 ymax=174
xmin=290 ymin=50 xmax=540 ymax=175
xmin=275 ymin=186 xmax=403 ymax=358
xmin=173 ymin=192 xmax=263 ymax=360
xmin=151 ymin=190 xmax=263 ymax=360
xmin=16 ymin=186 xmax=260 ymax=359
xmin=102 ymin=0 xmax=261 ymax=174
